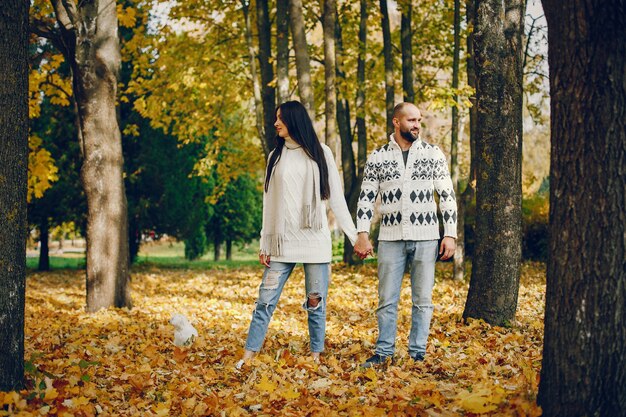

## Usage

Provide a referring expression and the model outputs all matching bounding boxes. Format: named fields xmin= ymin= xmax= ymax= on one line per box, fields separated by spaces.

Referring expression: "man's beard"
xmin=400 ymin=128 xmax=419 ymax=142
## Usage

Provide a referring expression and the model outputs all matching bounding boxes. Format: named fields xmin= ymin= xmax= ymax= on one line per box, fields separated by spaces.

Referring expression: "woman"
xmin=236 ymin=101 xmax=357 ymax=368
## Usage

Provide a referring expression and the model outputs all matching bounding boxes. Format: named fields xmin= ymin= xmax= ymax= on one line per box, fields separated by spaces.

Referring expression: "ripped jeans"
xmin=375 ymin=240 xmax=438 ymax=358
xmin=244 ymin=262 xmax=330 ymax=353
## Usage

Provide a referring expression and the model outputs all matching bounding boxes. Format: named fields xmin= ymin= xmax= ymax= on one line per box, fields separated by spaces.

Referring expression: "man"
xmin=354 ymin=102 xmax=457 ymax=367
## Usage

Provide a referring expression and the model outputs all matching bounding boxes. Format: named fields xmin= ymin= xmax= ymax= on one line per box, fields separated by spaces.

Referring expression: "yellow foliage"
xmin=28 ymin=135 xmax=59 ymax=202
xmin=117 ymin=4 xmax=137 ymax=28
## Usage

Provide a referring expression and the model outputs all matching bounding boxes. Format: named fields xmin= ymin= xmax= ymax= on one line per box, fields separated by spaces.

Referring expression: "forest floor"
xmin=4 ymin=261 xmax=545 ymax=416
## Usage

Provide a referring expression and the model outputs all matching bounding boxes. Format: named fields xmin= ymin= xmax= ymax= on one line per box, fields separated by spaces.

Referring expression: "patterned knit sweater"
xmin=357 ymin=134 xmax=457 ymax=241
xmin=259 ymin=143 xmax=358 ymax=263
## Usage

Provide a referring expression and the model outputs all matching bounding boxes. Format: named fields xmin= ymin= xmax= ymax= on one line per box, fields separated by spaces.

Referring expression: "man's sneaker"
xmin=361 ymin=354 xmax=393 ymax=368
xmin=411 ymin=353 xmax=425 ymax=362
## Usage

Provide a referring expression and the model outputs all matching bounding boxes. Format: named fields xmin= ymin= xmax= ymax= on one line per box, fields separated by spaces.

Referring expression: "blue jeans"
xmin=375 ymin=240 xmax=438 ymax=358
xmin=245 ymin=262 xmax=330 ymax=353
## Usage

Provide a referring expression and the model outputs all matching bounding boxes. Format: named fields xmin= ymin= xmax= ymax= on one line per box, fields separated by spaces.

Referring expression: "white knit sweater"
xmin=259 ymin=143 xmax=358 ymax=263
xmin=357 ymin=134 xmax=457 ymax=241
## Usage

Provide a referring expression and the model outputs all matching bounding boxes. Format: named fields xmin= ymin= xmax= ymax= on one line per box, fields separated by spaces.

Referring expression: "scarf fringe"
xmin=266 ymin=233 xmax=284 ymax=257
xmin=302 ymin=204 xmax=324 ymax=230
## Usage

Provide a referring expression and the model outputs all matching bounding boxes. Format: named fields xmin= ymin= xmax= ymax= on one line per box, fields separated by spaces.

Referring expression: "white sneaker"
xmin=235 ymin=359 xmax=245 ymax=370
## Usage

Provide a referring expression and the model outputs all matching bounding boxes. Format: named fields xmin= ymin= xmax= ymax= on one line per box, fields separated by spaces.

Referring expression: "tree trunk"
xmin=334 ymin=4 xmax=360 ymax=265
xmin=323 ymin=0 xmax=339 ymax=159
xmin=0 ymin=0 xmax=28 ymax=390
xmin=356 ymin=0 xmax=368 ymax=183
xmin=38 ymin=217 xmax=50 ymax=271
xmin=276 ymin=0 xmax=290 ymax=104
xmin=466 ymin=0 xmax=477 ymax=183
xmin=462 ymin=0 xmax=524 ymax=325
xmin=451 ymin=0 xmax=463 ymax=280
xmin=538 ymin=1 xmax=626 ymax=415
xmin=288 ymin=0 xmax=315 ymax=119
xmin=241 ymin=0 xmax=268 ymax=157
xmin=256 ymin=0 xmax=277 ymax=155
xmin=226 ymin=240 xmax=233 ymax=261
xmin=214 ymin=239 xmax=222 ymax=261
xmin=400 ymin=2 xmax=414 ymax=103
xmin=53 ymin=0 xmax=132 ymax=311
xmin=460 ymin=0 xmax=477 ymax=264
xmin=380 ymin=0 xmax=394 ymax=134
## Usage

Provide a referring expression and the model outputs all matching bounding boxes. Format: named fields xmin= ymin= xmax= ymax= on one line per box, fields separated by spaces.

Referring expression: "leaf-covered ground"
xmin=3 ymin=262 xmax=545 ymax=416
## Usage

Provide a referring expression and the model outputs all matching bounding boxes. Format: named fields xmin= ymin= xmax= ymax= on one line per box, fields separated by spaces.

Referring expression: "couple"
xmin=236 ymin=100 xmax=457 ymax=370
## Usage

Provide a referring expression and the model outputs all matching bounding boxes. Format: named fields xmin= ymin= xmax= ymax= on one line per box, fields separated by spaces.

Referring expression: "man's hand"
xmin=353 ymin=232 xmax=374 ymax=259
xmin=438 ymin=236 xmax=456 ymax=261
xmin=259 ymin=253 xmax=271 ymax=268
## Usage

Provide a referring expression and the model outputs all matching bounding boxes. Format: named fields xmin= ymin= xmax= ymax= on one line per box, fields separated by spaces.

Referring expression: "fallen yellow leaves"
xmin=2 ymin=262 xmax=546 ymax=416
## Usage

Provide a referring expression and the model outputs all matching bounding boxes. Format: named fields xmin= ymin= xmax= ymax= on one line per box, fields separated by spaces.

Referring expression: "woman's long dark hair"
xmin=264 ymin=101 xmax=330 ymax=200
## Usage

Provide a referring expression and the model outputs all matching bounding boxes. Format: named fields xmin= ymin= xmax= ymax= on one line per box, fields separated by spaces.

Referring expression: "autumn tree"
xmin=256 ymin=0 xmax=276 ymax=153
xmin=463 ymin=0 xmax=525 ymax=325
xmin=28 ymin=98 xmax=84 ymax=271
xmin=537 ymin=1 xmax=626 ymax=415
xmin=323 ymin=0 xmax=339 ymax=156
xmin=30 ymin=0 xmax=131 ymax=311
xmin=276 ymin=0 xmax=290 ymax=104
xmin=379 ymin=0 xmax=394 ymax=134
xmin=399 ymin=0 xmax=414 ymax=103
xmin=450 ymin=0 xmax=463 ymax=280
xmin=0 ymin=0 xmax=29 ymax=391
xmin=289 ymin=0 xmax=315 ymax=119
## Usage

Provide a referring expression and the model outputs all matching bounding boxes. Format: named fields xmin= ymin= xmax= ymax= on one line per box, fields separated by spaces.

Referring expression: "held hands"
xmin=353 ymin=233 xmax=374 ymax=260
xmin=438 ymin=236 xmax=456 ymax=261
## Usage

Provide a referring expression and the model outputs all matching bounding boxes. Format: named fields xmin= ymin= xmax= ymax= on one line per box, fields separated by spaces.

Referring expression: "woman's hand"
xmin=259 ymin=253 xmax=271 ymax=268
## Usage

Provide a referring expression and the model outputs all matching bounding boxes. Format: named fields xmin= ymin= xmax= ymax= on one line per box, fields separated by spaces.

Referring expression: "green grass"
xmin=26 ymin=238 xmax=373 ymax=271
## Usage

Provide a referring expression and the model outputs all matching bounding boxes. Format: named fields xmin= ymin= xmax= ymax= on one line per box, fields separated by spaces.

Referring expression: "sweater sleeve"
xmin=432 ymin=146 xmax=458 ymax=238
xmin=323 ymin=145 xmax=358 ymax=245
xmin=356 ymin=150 xmax=380 ymax=233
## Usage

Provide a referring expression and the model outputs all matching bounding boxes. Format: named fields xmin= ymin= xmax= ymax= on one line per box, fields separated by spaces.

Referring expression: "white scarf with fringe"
xmin=261 ymin=143 xmax=323 ymax=257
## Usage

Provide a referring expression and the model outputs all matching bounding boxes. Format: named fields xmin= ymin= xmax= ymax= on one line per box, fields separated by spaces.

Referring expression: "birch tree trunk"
xmin=0 ymin=0 xmax=28 ymax=390
xmin=538 ymin=1 xmax=626 ymax=415
xmin=462 ymin=0 xmax=524 ymax=325
xmin=288 ymin=0 xmax=315 ymax=119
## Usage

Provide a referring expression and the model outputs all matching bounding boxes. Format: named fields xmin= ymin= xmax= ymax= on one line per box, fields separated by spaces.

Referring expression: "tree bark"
xmin=380 ymin=0 xmax=394 ymax=134
xmin=226 ymin=240 xmax=232 ymax=261
xmin=49 ymin=0 xmax=132 ymax=311
xmin=400 ymin=2 xmax=414 ymax=103
xmin=38 ymin=217 xmax=50 ymax=271
xmin=241 ymin=0 xmax=268 ymax=157
xmin=462 ymin=0 xmax=524 ymax=325
xmin=333 ymin=4 xmax=359 ymax=265
xmin=0 ymin=0 xmax=28 ymax=390
xmin=288 ymin=0 xmax=315 ymax=120
xmin=276 ymin=0 xmax=290 ymax=104
xmin=323 ymin=0 xmax=339 ymax=159
xmin=466 ymin=0 xmax=477 ymax=184
xmin=538 ymin=1 xmax=626 ymax=415
xmin=256 ymin=0 xmax=277 ymax=155
xmin=214 ymin=239 xmax=222 ymax=262
xmin=356 ymin=0 xmax=368 ymax=183
xmin=451 ymin=0 xmax=463 ymax=280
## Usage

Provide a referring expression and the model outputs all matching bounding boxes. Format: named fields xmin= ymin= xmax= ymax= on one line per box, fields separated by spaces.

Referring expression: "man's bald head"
xmin=392 ymin=102 xmax=420 ymax=119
